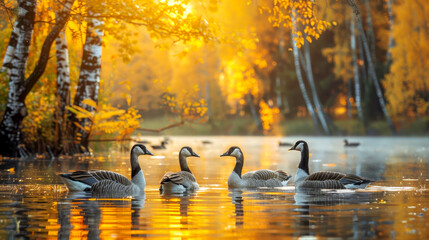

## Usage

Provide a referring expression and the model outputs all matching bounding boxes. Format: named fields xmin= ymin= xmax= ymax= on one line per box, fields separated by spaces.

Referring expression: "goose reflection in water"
xmin=229 ymin=190 xmax=244 ymax=227
xmin=57 ymin=192 xmax=146 ymax=239
xmin=293 ymin=190 xmax=383 ymax=238
xmin=161 ymin=192 xmax=195 ymax=230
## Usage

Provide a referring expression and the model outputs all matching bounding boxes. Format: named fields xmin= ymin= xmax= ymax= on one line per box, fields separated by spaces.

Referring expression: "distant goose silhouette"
xmin=160 ymin=147 xmax=200 ymax=193
xmin=344 ymin=139 xmax=360 ymax=147
xmin=202 ymin=140 xmax=213 ymax=144
xmin=137 ymin=140 xmax=151 ymax=144
xmin=59 ymin=144 xmax=153 ymax=195
xmin=152 ymin=141 xmax=167 ymax=150
xmin=289 ymin=140 xmax=373 ymax=190
xmin=221 ymin=146 xmax=292 ymax=189
xmin=278 ymin=141 xmax=293 ymax=147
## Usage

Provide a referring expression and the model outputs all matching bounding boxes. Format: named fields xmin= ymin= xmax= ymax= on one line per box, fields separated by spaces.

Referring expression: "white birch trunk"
xmin=348 ymin=0 xmax=396 ymax=133
xmin=302 ymin=42 xmax=330 ymax=134
xmin=386 ymin=0 xmax=395 ymax=65
xmin=0 ymin=0 xmax=36 ymax=157
xmin=55 ymin=29 xmax=71 ymax=118
xmin=350 ymin=14 xmax=364 ymax=123
xmin=54 ymin=28 xmax=71 ymax=150
xmin=0 ymin=0 xmax=75 ymax=157
xmin=1 ymin=20 xmax=20 ymax=74
xmin=275 ymin=24 xmax=284 ymax=109
xmin=73 ymin=14 xmax=104 ymax=149
xmin=364 ymin=0 xmax=376 ymax=61
xmin=291 ymin=12 xmax=320 ymax=132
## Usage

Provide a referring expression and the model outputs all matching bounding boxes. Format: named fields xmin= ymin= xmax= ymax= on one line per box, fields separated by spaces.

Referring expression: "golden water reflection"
xmin=0 ymin=136 xmax=429 ymax=239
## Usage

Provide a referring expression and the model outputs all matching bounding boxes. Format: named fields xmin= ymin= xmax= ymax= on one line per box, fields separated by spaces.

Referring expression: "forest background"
xmin=0 ymin=0 xmax=428 ymax=157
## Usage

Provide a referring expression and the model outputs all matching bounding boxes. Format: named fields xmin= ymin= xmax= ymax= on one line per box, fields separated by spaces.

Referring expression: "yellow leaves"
xmin=259 ymin=100 xmax=280 ymax=134
xmin=67 ymin=99 xmax=142 ymax=138
xmin=161 ymin=85 xmax=208 ymax=122
xmin=81 ymin=99 xmax=97 ymax=109
xmin=381 ymin=0 xmax=429 ymax=123
xmin=259 ymin=0 xmax=331 ymax=48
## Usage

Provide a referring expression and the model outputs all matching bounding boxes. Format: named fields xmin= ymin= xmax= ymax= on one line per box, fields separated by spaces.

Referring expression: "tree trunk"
xmin=275 ymin=24 xmax=284 ymax=109
xmin=1 ymin=19 xmax=20 ymax=75
xmin=350 ymin=14 xmax=365 ymax=124
xmin=348 ymin=0 xmax=396 ymax=133
xmin=302 ymin=42 xmax=330 ymax=134
xmin=0 ymin=0 xmax=75 ymax=157
xmin=0 ymin=0 xmax=36 ymax=157
xmin=290 ymin=13 xmax=321 ymax=132
xmin=385 ymin=0 xmax=395 ymax=66
xmin=54 ymin=28 xmax=71 ymax=153
xmin=364 ymin=0 xmax=376 ymax=61
xmin=72 ymin=14 xmax=104 ymax=151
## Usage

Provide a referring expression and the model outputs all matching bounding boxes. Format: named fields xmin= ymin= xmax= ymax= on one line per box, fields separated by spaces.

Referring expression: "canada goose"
xmin=59 ymin=144 xmax=153 ymax=196
xmin=220 ymin=146 xmax=292 ymax=189
xmin=152 ymin=141 xmax=167 ymax=150
xmin=289 ymin=140 xmax=373 ymax=190
xmin=278 ymin=141 xmax=293 ymax=147
xmin=344 ymin=139 xmax=360 ymax=147
xmin=137 ymin=140 xmax=151 ymax=144
xmin=160 ymin=147 xmax=200 ymax=194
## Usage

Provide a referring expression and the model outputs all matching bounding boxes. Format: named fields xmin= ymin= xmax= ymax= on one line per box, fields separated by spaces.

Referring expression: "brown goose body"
xmin=160 ymin=147 xmax=200 ymax=194
xmin=221 ymin=147 xmax=292 ymax=189
xmin=290 ymin=141 xmax=373 ymax=190
xmin=59 ymin=144 xmax=153 ymax=195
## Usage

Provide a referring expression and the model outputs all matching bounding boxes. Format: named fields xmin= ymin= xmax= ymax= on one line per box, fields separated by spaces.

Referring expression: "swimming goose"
xmin=289 ymin=140 xmax=373 ymax=190
xmin=278 ymin=141 xmax=293 ymax=147
xmin=152 ymin=141 xmax=167 ymax=150
xmin=344 ymin=139 xmax=360 ymax=147
xmin=160 ymin=147 xmax=200 ymax=194
xmin=59 ymin=144 xmax=153 ymax=196
xmin=220 ymin=146 xmax=292 ymax=189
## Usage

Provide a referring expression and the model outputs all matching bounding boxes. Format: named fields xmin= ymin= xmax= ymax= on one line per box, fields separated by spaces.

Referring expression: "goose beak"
xmin=288 ymin=147 xmax=294 ymax=152
xmin=146 ymin=150 xmax=154 ymax=156
xmin=220 ymin=152 xmax=228 ymax=157
xmin=192 ymin=152 xmax=200 ymax=158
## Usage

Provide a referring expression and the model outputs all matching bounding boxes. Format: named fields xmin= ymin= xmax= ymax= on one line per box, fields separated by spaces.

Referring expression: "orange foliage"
xmin=259 ymin=100 xmax=280 ymax=134
xmin=383 ymin=0 xmax=429 ymax=121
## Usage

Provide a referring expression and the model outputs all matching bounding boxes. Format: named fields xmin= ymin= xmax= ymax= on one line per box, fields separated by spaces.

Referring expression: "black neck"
xmin=233 ymin=156 xmax=243 ymax=177
xmin=298 ymin=143 xmax=310 ymax=175
xmin=131 ymin=152 xmax=142 ymax=178
xmin=179 ymin=153 xmax=192 ymax=173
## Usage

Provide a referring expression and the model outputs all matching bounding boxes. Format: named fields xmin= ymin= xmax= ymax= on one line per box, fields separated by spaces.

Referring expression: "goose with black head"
xmin=221 ymin=146 xmax=292 ymax=189
xmin=289 ymin=140 xmax=373 ymax=190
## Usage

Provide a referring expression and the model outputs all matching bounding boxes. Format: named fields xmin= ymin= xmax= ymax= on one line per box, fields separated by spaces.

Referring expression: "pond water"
xmin=0 ymin=136 xmax=428 ymax=239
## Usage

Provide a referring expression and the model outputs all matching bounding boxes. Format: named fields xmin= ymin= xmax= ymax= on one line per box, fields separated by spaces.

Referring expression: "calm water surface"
xmin=0 ymin=136 xmax=428 ymax=239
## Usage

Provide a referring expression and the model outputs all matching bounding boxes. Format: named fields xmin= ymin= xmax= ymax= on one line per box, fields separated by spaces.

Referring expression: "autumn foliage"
xmin=1 ymin=0 xmax=429 ymax=156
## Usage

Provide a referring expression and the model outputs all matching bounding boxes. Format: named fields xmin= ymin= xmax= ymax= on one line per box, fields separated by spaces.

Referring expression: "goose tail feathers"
xmin=59 ymin=174 xmax=92 ymax=191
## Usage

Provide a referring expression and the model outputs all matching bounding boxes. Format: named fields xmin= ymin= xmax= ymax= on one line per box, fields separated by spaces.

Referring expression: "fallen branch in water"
xmin=136 ymin=120 xmax=184 ymax=133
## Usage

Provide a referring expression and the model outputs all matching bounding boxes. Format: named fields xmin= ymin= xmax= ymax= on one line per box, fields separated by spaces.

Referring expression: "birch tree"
xmin=54 ymin=27 xmax=71 ymax=152
xmin=291 ymin=13 xmax=321 ymax=132
xmin=71 ymin=10 xmax=104 ymax=151
xmin=0 ymin=0 xmax=75 ymax=157
xmin=364 ymin=0 xmax=376 ymax=61
xmin=385 ymin=0 xmax=395 ymax=66
xmin=348 ymin=0 xmax=396 ymax=133
xmin=1 ymin=19 xmax=19 ymax=75
xmin=302 ymin=41 xmax=330 ymax=134
xmin=350 ymin=14 xmax=364 ymax=124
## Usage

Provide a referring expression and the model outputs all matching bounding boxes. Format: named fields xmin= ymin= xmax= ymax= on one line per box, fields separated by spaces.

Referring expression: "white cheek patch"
xmin=231 ymin=148 xmax=242 ymax=158
xmin=296 ymin=142 xmax=304 ymax=151
xmin=135 ymin=147 xmax=145 ymax=155
xmin=181 ymin=148 xmax=192 ymax=157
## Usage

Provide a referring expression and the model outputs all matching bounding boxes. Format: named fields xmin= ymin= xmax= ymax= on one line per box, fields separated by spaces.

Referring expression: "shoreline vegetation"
xmin=134 ymin=115 xmax=429 ymax=137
